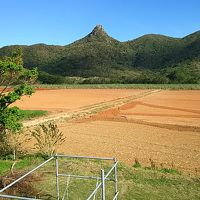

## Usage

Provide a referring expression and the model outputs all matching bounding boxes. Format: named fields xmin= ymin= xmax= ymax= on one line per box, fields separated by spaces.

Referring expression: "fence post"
xmin=55 ymin=155 xmax=60 ymax=200
xmin=101 ymin=169 xmax=105 ymax=200
xmin=114 ymin=158 xmax=118 ymax=200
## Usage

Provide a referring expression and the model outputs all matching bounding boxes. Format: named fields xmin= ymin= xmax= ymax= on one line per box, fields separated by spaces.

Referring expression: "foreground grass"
xmin=0 ymin=155 xmax=44 ymax=176
xmin=0 ymin=156 xmax=200 ymax=199
xmin=19 ymin=110 xmax=48 ymax=120
xmin=36 ymin=83 xmax=200 ymax=90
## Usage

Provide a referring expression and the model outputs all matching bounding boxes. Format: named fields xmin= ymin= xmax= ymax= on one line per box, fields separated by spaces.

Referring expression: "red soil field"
xmin=15 ymin=89 xmax=200 ymax=173
xmin=88 ymin=90 xmax=200 ymax=129
xmin=14 ymin=89 xmax=146 ymax=112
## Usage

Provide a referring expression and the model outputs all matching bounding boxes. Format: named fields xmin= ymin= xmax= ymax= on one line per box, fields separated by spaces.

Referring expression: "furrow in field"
xmin=23 ymin=89 xmax=160 ymax=127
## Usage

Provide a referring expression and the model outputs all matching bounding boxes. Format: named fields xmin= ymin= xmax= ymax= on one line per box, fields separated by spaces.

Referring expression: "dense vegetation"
xmin=0 ymin=25 xmax=200 ymax=84
xmin=36 ymin=83 xmax=200 ymax=90
xmin=0 ymin=50 xmax=38 ymax=159
xmin=0 ymin=50 xmax=37 ymax=132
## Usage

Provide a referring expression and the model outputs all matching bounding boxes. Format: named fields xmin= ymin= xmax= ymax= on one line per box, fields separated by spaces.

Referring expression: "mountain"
xmin=0 ymin=25 xmax=200 ymax=84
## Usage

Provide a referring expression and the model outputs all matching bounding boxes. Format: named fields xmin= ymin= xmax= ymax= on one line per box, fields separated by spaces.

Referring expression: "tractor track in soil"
xmin=23 ymin=89 xmax=160 ymax=127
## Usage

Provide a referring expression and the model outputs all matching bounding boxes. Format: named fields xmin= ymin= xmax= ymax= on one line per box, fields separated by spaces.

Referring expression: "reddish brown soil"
xmin=14 ymin=89 xmax=146 ymax=112
xmin=85 ymin=90 xmax=200 ymax=130
xmin=16 ymin=89 xmax=200 ymax=173
xmin=58 ymin=121 xmax=200 ymax=173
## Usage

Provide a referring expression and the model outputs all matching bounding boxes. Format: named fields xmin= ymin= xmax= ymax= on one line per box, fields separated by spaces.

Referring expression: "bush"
xmin=133 ymin=158 xmax=141 ymax=168
xmin=31 ymin=122 xmax=66 ymax=157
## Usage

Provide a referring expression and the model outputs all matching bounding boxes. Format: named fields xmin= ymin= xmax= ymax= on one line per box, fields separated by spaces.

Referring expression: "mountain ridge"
xmin=2 ymin=25 xmax=199 ymax=47
xmin=0 ymin=25 xmax=200 ymax=84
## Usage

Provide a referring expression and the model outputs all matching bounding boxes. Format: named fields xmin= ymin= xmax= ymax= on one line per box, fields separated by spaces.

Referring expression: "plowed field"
xmin=15 ymin=89 xmax=200 ymax=173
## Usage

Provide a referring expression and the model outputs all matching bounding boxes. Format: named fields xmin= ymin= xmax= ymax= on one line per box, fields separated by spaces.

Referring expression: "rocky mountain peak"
xmin=89 ymin=25 xmax=108 ymax=37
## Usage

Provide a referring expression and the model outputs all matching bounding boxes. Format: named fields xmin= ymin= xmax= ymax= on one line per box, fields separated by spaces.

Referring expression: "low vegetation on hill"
xmin=0 ymin=25 xmax=200 ymax=84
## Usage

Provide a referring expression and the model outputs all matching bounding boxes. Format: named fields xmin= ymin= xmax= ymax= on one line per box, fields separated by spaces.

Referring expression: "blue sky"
xmin=0 ymin=0 xmax=200 ymax=47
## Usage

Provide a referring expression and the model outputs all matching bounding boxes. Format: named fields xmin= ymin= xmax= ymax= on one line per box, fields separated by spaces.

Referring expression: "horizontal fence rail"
xmin=55 ymin=154 xmax=115 ymax=161
xmin=0 ymin=154 xmax=118 ymax=200
xmin=0 ymin=194 xmax=41 ymax=200
xmin=58 ymin=173 xmax=114 ymax=181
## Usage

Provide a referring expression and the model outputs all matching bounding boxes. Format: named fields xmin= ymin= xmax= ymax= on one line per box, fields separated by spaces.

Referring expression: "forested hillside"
xmin=0 ymin=25 xmax=199 ymax=84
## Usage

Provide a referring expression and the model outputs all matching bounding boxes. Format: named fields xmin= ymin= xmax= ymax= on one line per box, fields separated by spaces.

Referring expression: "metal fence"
xmin=0 ymin=154 xmax=118 ymax=200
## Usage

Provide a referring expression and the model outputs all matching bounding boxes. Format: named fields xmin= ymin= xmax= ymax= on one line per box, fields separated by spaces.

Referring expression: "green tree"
xmin=0 ymin=49 xmax=38 ymax=157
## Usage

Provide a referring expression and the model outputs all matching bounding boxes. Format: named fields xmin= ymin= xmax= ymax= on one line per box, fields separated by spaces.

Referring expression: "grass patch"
xmin=120 ymin=164 xmax=200 ymax=200
xmin=0 ymin=155 xmax=44 ymax=176
xmin=0 ymin=161 xmax=12 ymax=176
xmin=158 ymin=168 xmax=181 ymax=175
xmin=35 ymin=83 xmax=200 ymax=90
xmin=144 ymin=166 xmax=181 ymax=175
xmin=19 ymin=110 xmax=48 ymax=120
xmin=133 ymin=158 xmax=142 ymax=168
xmin=133 ymin=158 xmax=180 ymax=175
xmin=0 ymin=156 xmax=199 ymax=199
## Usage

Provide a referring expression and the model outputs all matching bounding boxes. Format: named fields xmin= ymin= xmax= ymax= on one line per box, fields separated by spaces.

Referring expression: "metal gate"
xmin=0 ymin=154 xmax=118 ymax=200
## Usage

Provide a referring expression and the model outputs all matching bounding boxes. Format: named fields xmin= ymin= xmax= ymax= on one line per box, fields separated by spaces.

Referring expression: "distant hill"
xmin=0 ymin=25 xmax=200 ymax=84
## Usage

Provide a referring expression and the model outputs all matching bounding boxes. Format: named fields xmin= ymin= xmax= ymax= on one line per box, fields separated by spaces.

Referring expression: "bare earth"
xmin=15 ymin=89 xmax=200 ymax=173
xmin=14 ymin=89 xmax=146 ymax=112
